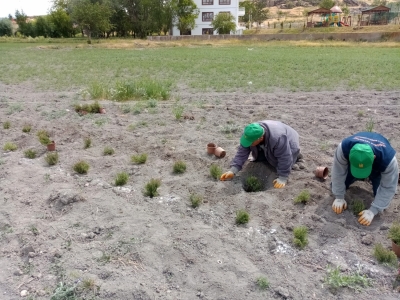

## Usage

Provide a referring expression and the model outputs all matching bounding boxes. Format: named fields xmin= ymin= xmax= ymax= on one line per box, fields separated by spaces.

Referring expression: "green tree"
xmin=0 ymin=18 xmax=13 ymax=36
xmin=15 ymin=10 xmax=36 ymax=37
xmin=341 ymin=5 xmax=350 ymax=17
xmin=70 ymin=0 xmax=113 ymax=42
xmin=172 ymin=0 xmax=199 ymax=35
xmin=35 ymin=16 xmax=52 ymax=37
xmin=240 ymin=0 xmax=269 ymax=29
xmin=211 ymin=13 xmax=236 ymax=34
xmin=319 ymin=0 xmax=335 ymax=9
xmin=49 ymin=8 xmax=75 ymax=37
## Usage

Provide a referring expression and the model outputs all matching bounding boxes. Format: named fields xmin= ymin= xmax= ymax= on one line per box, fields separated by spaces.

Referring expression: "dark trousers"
xmin=255 ymin=146 xmax=268 ymax=162
xmin=345 ymin=167 xmax=381 ymax=196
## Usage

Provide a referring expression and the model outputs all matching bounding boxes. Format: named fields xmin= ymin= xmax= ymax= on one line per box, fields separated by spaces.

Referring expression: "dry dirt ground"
xmin=0 ymin=82 xmax=400 ymax=299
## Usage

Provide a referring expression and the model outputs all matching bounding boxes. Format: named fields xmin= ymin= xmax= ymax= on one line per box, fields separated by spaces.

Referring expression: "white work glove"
xmin=332 ymin=198 xmax=347 ymax=214
xmin=358 ymin=210 xmax=374 ymax=226
xmin=220 ymin=171 xmax=234 ymax=181
xmin=273 ymin=177 xmax=287 ymax=189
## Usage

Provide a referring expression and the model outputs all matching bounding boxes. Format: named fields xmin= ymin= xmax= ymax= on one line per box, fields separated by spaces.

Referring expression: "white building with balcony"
xmin=172 ymin=0 xmax=245 ymax=36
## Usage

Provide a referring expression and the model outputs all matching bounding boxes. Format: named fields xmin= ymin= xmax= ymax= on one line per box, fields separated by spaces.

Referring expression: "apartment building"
xmin=172 ymin=0 xmax=245 ymax=36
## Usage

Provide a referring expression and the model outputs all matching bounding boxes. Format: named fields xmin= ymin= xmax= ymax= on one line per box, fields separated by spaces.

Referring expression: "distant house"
xmin=172 ymin=0 xmax=245 ymax=36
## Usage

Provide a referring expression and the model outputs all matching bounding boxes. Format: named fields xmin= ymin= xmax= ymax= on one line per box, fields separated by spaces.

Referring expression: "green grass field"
xmin=0 ymin=39 xmax=399 ymax=92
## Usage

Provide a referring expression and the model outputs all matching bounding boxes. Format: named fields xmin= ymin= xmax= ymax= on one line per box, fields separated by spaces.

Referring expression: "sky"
xmin=1 ymin=0 xmax=52 ymax=18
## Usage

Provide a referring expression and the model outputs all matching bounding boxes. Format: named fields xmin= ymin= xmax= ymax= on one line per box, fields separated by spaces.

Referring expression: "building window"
xmin=219 ymin=0 xmax=231 ymax=4
xmin=202 ymin=12 xmax=214 ymax=22
xmin=202 ymin=28 xmax=214 ymax=35
xmin=202 ymin=0 xmax=213 ymax=4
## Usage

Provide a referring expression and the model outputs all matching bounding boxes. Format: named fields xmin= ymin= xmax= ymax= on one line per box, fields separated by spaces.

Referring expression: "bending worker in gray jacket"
xmin=220 ymin=120 xmax=300 ymax=189
xmin=331 ymin=132 xmax=399 ymax=226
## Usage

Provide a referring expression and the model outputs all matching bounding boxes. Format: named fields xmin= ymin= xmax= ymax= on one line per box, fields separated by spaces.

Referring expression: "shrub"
xmin=243 ymin=176 xmax=262 ymax=192
xmin=131 ymin=153 xmax=148 ymax=164
xmin=3 ymin=142 xmax=17 ymax=151
xmin=294 ymin=189 xmax=311 ymax=204
xmin=209 ymin=164 xmax=222 ymax=180
xmin=350 ymin=199 xmax=365 ymax=215
xmin=22 ymin=124 xmax=32 ymax=133
xmin=173 ymin=160 xmax=186 ymax=174
xmin=115 ymin=172 xmax=129 ymax=186
xmin=73 ymin=161 xmax=90 ymax=174
xmin=388 ymin=222 xmax=400 ymax=245
xmin=3 ymin=121 xmax=10 ymax=129
xmin=293 ymin=226 xmax=308 ymax=249
xmin=236 ymin=210 xmax=250 ymax=225
xmin=373 ymin=243 xmax=398 ymax=267
xmin=103 ymin=146 xmax=114 ymax=155
xmin=256 ymin=276 xmax=269 ymax=290
xmin=144 ymin=178 xmax=161 ymax=198
xmin=84 ymin=137 xmax=92 ymax=149
xmin=24 ymin=149 xmax=37 ymax=159
xmin=37 ymin=130 xmax=51 ymax=145
xmin=45 ymin=152 xmax=59 ymax=165
xmin=190 ymin=193 xmax=203 ymax=208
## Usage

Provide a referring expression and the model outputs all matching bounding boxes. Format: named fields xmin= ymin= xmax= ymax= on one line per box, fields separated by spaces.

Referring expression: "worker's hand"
xmin=358 ymin=210 xmax=374 ymax=226
xmin=273 ymin=177 xmax=287 ymax=189
xmin=220 ymin=171 xmax=234 ymax=181
xmin=332 ymin=198 xmax=347 ymax=214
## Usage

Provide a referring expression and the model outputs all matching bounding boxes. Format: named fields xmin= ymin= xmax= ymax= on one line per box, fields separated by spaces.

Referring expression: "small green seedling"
xmin=243 ymin=176 xmax=262 ymax=192
xmin=115 ymin=172 xmax=129 ymax=186
xmin=22 ymin=124 xmax=32 ymax=133
xmin=3 ymin=142 xmax=17 ymax=151
xmin=144 ymin=178 xmax=161 ymax=198
xmin=236 ymin=209 xmax=250 ymax=225
xmin=350 ymin=199 xmax=365 ymax=215
xmin=256 ymin=276 xmax=269 ymax=290
xmin=209 ymin=164 xmax=222 ymax=180
xmin=84 ymin=137 xmax=92 ymax=149
xmin=37 ymin=130 xmax=51 ymax=145
xmin=131 ymin=153 xmax=148 ymax=164
xmin=81 ymin=278 xmax=96 ymax=291
xmin=373 ymin=243 xmax=398 ymax=267
xmin=103 ymin=146 xmax=114 ymax=155
xmin=190 ymin=193 xmax=203 ymax=208
xmin=24 ymin=149 xmax=37 ymax=159
xmin=45 ymin=152 xmax=59 ymax=165
xmin=73 ymin=161 xmax=90 ymax=174
xmin=293 ymin=226 xmax=308 ymax=249
xmin=357 ymin=110 xmax=364 ymax=117
xmin=294 ymin=189 xmax=311 ymax=204
xmin=173 ymin=160 xmax=186 ymax=174
xmin=3 ymin=121 xmax=10 ymax=129
xmin=172 ymin=105 xmax=184 ymax=120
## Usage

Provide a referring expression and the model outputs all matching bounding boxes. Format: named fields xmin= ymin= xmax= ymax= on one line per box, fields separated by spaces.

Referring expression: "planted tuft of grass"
xmin=210 ymin=164 xmax=222 ymax=180
xmin=243 ymin=176 xmax=262 ymax=192
xmin=256 ymin=276 xmax=269 ymax=290
xmin=236 ymin=209 xmax=250 ymax=225
xmin=103 ymin=146 xmax=114 ymax=156
xmin=83 ymin=137 xmax=92 ymax=149
xmin=115 ymin=172 xmax=129 ymax=186
xmin=190 ymin=193 xmax=203 ymax=208
xmin=293 ymin=226 xmax=308 ymax=249
xmin=73 ymin=161 xmax=90 ymax=174
xmin=373 ymin=243 xmax=398 ymax=267
xmin=172 ymin=105 xmax=184 ymax=120
xmin=37 ymin=129 xmax=51 ymax=145
xmin=45 ymin=152 xmax=59 ymax=166
xmin=144 ymin=178 xmax=161 ymax=198
xmin=22 ymin=124 xmax=32 ymax=133
xmin=131 ymin=153 xmax=148 ymax=164
xmin=3 ymin=142 xmax=17 ymax=151
xmin=350 ymin=199 xmax=365 ymax=215
xmin=3 ymin=121 xmax=10 ymax=129
xmin=24 ymin=149 xmax=37 ymax=159
xmin=294 ymin=189 xmax=311 ymax=204
xmin=173 ymin=160 xmax=186 ymax=174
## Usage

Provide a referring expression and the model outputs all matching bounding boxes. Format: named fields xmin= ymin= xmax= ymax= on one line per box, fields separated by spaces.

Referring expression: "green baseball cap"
xmin=349 ymin=144 xmax=374 ymax=179
xmin=240 ymin=123 xmax=264 ymax=148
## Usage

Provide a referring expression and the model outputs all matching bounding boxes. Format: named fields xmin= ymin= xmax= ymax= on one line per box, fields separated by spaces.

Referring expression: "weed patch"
xmin=324 ymin=266 xmax=371 ymax=291
xmin=3 ymin=142 xmax=17 ymax=151
xmin=373 ymin=243 xmax=398 ymax=267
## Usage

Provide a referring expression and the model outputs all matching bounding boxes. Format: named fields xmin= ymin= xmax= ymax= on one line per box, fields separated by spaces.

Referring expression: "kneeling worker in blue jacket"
xmin=331 ymin=132 xmax=399 ymax=226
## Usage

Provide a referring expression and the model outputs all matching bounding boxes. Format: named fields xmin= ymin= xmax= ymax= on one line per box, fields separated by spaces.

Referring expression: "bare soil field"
xmin=0 ymin=82 xmax=400 ymax=299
